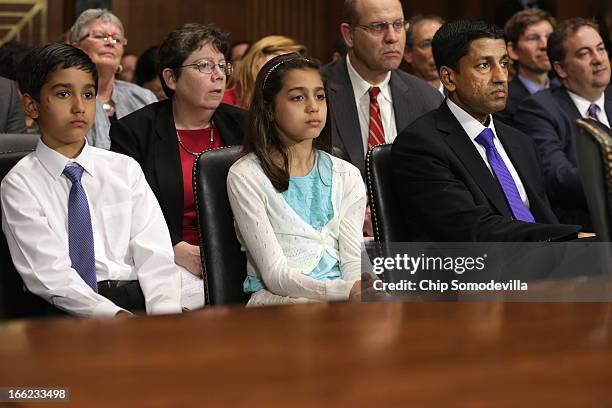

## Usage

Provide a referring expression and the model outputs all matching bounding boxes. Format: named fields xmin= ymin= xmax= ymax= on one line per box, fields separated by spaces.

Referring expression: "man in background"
xmin=403 ymin=14 xmax=445 ymax=94
xmin=496 ymin=8 xmax=557 ymax=126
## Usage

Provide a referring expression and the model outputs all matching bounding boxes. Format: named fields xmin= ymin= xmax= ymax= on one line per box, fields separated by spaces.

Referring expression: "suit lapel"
xmin=328 ymin=58 xmax=365 ymax=170
xmin=154 ymin=101 xmax=183 ymax=230
xmin=389 ymin=71 xmax=412 ymax=133
xmin=555 ymin=87 xmax=582 ymax=120
xmin=212 ymin=104 xmax=243 ymax=146
xmin=604 ymin=86 xmax=612 ymax=125
xmin=438 ymin=103 xmax=513 ymax=217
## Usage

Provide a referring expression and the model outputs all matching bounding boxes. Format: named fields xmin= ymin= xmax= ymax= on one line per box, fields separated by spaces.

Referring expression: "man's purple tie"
xmin=588 ymin=104 xmax=601 ymax=122
xmin=475 ymin=128 xmax=535 ymax=223
xmin=63 ymin=165 xmax=97 ymax=292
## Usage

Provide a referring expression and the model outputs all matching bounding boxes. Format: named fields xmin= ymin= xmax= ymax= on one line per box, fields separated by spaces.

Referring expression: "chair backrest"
xmin=0 ymin=133 xmax=39 ymax=152
xmin=575 ymin=118 xmax=612 ymax=241
xmin=194 ymin=146 xmax=248 ymax=306
xmin=366 ymin=143 xmax=404 ymax=242
xmin=0 ymin=148 xmax=48 ymax=319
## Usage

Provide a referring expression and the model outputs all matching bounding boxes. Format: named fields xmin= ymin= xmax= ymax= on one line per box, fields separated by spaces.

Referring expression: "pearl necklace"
xmin=176 ymin=123 xmax=214 ymax=157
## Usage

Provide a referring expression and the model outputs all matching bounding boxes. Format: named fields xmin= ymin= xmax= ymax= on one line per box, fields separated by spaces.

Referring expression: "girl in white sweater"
xmin=227 ymin=53 xmax=367 ymax=306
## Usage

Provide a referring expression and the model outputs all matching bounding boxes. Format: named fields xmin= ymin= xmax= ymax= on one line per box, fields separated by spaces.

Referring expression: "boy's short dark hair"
xmin=16 ymin=43 xmax=98 ymax=102
xmin=432 ymin=20 xmax=504 ymax=72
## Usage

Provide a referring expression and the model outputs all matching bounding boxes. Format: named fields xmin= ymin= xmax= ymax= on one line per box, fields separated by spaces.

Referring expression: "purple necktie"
xmin=63 ymin=165 xmax=97 ymax=292
xmin=588 ymin=104 xmax=600 ymax=122
xmin=475 ymin=128 xmax=535 ymax=223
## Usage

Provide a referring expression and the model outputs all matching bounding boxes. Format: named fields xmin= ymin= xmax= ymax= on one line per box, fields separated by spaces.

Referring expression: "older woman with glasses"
xmin=69 ymin=8 xmax=157 ymax=149
xmin=110 ymin=23 xmax=245 ymax=295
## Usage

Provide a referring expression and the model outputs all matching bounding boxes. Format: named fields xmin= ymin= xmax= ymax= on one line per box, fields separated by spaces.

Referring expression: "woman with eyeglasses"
xmin=110 ymin=23 xmax=245 ymax=304
xmin=69 ymin=9 xmax=157 ymax=149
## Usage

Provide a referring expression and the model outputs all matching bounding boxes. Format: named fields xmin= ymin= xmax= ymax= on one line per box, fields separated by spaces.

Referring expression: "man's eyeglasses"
xmin=80 ymin=32 xmax=127 ymax=46
xmin=354 ymin=19 xmax=409 ymax=35
xmin=178 ymin=60 xmax=234 ymax=76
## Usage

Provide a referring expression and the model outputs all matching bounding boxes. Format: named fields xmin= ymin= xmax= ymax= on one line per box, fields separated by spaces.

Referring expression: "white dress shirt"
xmin=567 ymin=90 xmax=610 ymax=128
xmin=1 ymin=139 xmax=182 ymax=317
xmin=447 ymin=98 xmax=530 ymax=207
xmin=227 ymin=152 xmax=366 ymax=304
xmin=346 ymin=54 xmax=398 ymax=153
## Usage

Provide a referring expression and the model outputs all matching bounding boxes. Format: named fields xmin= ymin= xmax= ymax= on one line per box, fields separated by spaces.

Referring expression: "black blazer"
xmin=391 ymin=100 xmax=581 ymax=242
xmin=323 ymin=56 xmax=442 ymax=175
xmin=110 ymin=99 xmax=245 ymax=245
xmin=514 ymin=85 xmax=612 ymax=228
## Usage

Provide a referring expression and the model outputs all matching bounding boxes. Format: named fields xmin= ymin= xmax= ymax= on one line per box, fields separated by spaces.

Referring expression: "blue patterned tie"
xmin=63 ymin=165 xmax=98 ymax=292
xmin=588 ymin=104 xmax=600 ymax=122
xmin=475 ymin=128 xmax=535 ymax=223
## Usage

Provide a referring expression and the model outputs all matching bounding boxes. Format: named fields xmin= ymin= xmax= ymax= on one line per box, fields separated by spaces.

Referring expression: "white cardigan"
xmin=227 ymin=152 xmax=366 ymax=304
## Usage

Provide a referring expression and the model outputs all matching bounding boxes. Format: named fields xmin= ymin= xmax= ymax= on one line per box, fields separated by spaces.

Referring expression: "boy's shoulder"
xmin=2 ymin=151 xmax=38 ymax=184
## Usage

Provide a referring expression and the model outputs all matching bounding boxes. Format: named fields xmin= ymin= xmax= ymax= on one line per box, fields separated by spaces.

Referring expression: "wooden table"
xmin=1 ymin=301 xmax=611 ymax=407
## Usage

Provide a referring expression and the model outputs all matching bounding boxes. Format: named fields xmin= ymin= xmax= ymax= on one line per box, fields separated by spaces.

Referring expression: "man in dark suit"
xmin=391 ymin=20 xmax=582 ymax=242
xmin=514 ymin=18 xmax=611 ymax=229
xmin=495 ymin=8 xmax=558 ymax=126
xmin=323 ymin=0 xmax=442 ymax=175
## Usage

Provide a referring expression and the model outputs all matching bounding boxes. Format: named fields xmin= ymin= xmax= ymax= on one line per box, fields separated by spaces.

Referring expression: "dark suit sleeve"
xmin=3 ymin=79 xmax=26 ymax=133
xmin=110 ymin=117 xmax=183 ymax=246
xmin=392 ymin=127 xmax=580 ymax=242
xmin=514 ymin=95 xmax=586 ymax=208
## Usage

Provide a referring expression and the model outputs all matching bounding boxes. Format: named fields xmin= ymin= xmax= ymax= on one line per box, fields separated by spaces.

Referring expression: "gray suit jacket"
xmin=0 ymin=76 xmax=26 ymax=134
xmin=323 ymin=57 xmax=442 ymax=174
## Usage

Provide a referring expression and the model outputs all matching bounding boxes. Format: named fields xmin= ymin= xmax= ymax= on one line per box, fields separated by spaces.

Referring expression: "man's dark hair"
xmin=158 ymin=23 xmax=229 ymax=98
xmin=432 ymin=20 xmax=504 ymax=72
xmin=504 ymin=8 xmax=556 ymax=44
xmin=16 ymin=42 xmax=98 ymax=102
xmin=547 ymin=18 xmax=599 ymax=67
xmin=406 ymin=14 xmax=445 ymax=49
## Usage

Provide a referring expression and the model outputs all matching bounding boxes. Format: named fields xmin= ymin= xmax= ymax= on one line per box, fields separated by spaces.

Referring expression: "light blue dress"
xmin=244 ymin=151 xmax=342 ymax=293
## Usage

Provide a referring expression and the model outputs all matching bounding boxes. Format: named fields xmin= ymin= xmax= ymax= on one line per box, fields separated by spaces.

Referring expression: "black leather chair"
xmin=0 ymin=147 xmax=48 ymax=319
xmin=366 ymin=144 xmax=404 ymax=242
xmin=194 ymin=146 xmax=248 ymax=306
xmin=575 ymin=118 xmax=612 ymax=241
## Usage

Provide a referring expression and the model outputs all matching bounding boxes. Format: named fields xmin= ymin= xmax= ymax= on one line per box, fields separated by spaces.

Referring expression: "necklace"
xmin=176 ymin=123 xmax=214 ymax=157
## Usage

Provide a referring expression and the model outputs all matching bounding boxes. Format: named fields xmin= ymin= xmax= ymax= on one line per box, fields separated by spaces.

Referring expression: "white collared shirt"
xmin=447 ymin=98 xmax=530 ymax=207
xmin=346 ymin=54 xmax=398 ymax=154
xmin=437 ymin=82 xmax=445 ymax=96
xmin=1 ymin=139 xmax=182 ymax=317
xmin=567 ymin=90 xmax=610 ymax=128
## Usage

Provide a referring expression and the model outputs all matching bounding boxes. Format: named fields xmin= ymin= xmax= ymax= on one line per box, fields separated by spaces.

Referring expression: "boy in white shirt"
xmin=1 ymin=43 xmax=181 ymax=317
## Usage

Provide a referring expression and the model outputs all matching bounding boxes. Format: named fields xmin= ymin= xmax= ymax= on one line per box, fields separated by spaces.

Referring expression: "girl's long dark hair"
xmin=241 ymin=53 xmax=332 ymax=192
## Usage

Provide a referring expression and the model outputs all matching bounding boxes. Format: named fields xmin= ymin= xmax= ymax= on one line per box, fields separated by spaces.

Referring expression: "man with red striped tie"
xmin=323 ymin=0 xmax=443 ymax=176
xmin=323 ymin=0 xmax=443 ymax=236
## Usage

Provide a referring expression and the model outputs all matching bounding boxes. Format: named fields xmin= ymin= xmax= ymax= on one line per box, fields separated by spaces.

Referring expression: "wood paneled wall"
xmin=44 ymin=0 xmax=606 ymax=62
